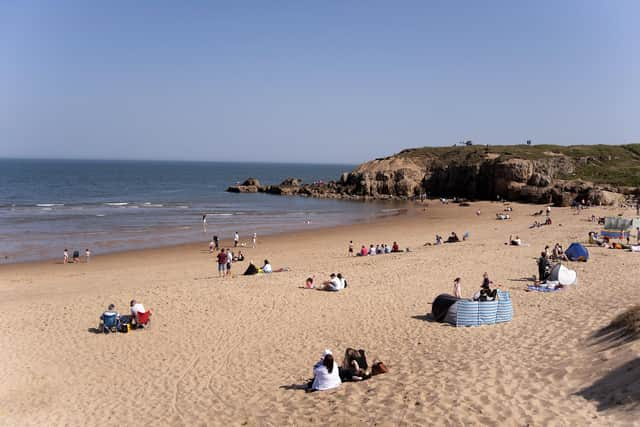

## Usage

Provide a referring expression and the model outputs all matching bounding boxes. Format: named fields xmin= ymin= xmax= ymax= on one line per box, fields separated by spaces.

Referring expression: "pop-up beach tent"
xmin=548 ymin=264 xmax=577 ymax=285
xmin=565 ymin=242 xmax=589 ymax=261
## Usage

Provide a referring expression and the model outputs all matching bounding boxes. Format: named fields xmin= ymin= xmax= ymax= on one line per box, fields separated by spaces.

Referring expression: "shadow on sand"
xmin=574 ymin=357 xmax=640 ymax=412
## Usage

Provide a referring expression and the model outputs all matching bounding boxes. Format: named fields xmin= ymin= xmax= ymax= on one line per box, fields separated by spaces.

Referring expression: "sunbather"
xmin=261 ymin=260 xmax=272 ymax=273
xmin=446 ymin=232 xmax=460 ymax=243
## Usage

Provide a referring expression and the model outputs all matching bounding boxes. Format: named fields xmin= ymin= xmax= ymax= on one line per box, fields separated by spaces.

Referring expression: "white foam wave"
xmin=105 ymin=202 xmax=129 ymax=206
xmin=36 ymin=203 xmax=64 ymax=207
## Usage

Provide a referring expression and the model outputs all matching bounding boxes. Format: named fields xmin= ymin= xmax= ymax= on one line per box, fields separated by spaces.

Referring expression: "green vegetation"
xmin=394 ymin=144 xmax=640 ymax=187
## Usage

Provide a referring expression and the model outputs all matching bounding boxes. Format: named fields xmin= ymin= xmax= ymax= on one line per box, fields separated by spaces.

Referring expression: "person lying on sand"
xmin=307 ymin=350 xmax=341 ymax=392
xmin=303 ymin=276 xmax=315 ymax=289
xmin=260 ymin=260 xmax=272 ymax=273
xmin=509 ymin=235 xmax=522 ymax=246
xmin=243 ymin=261 xmax=259 ymax=275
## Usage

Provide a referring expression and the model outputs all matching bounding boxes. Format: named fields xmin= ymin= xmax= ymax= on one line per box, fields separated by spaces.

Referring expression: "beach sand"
xmin=1 ymin=201 xmax=639 ymax=426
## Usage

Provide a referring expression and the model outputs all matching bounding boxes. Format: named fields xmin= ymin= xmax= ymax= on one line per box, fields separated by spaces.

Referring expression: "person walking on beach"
xmin=348 ymin=241 xmax=354 ymax=256
xmin=213 ymin=235 xmax=219 ymax=250
xmin=202 ymin=214 xmax=207 ymax=233
xmin=209 ymin=239 xmax=215 ymax=253
xmin=252 ymin=232 xmax=257 ymax=248
xmin=217 ymin=248 xmax=227 ymax=278
xmin=63 ymin=248 xmax=69 ymax=264
xmin=85 ymin=248 xmax=91 ymax=263
xmin=234 ymin=232 xmax=239 ymax=248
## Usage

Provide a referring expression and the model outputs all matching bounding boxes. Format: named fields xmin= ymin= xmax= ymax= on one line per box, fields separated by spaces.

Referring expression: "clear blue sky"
xmin=1 ymin=1 xmax=638 ymax=163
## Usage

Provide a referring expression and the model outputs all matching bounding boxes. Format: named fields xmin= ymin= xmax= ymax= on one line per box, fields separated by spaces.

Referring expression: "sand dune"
xmin=1 ymin=201 xmax=639 ymax=426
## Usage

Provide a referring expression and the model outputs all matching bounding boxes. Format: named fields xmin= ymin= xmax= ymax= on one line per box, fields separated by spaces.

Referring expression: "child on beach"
xmin=453 ymin=277 xmax=462 ymax=298
xmin=304 ymin=276 xmax=315 ymax=289
xmin=348 ymin=241 xmax=354 ymax=256
xmin=63 ymin=248 xmax=69 ymax=264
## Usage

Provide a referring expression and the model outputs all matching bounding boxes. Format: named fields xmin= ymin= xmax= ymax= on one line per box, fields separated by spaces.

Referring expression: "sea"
xmin=0 ymin=159 xmax=403 ymax=264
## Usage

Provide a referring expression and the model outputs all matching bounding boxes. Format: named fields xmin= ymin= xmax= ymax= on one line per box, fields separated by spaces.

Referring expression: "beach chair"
xmin=135 ymin=311 xmax=151 ymax=329
xmin=101 ymin=313 xmax=119 ymax=333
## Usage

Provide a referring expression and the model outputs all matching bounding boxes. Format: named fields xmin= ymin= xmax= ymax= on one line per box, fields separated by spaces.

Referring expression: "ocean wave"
xmin=105 ymin=202 xmax=129 ymax=206
xmin=209 ymin=213 xmax=233 ymax=216
xmin=36 ymin=203 xmax=64 ymax=207
xmin=143 ymin=202 xmax=164 ymax=208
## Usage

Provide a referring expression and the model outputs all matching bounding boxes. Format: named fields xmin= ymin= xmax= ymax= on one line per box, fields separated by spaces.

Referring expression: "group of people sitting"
xmin=496 ymin=213 xmax=511 ymax=220
xmin=356 ymin=242 xmax=402 ymax=256
xmin=307 ymin=348 xmax=387 ymax=391
xmin=547 ymin=243 xmax=568 ymax=261
xmin=99 ymin=299 xmax=150 ymax=333
xmin=303 ymin=273 xmax=348 ymax=291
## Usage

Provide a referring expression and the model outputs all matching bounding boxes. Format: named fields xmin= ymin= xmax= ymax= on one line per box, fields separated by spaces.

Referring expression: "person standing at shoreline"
xmin=234 ymin=232 xmax=239 ymax=247
xmin=213 ymin=235 xmax=219 ymax=251
xmin=63 ymin=248 xmax=69 ymax=264
xmin=85 ymin=249 xmax=91 ymax=263
xmin=252 ymin=232 xmax=257 ymax=248
xmin=202 ymin=214 xmax=207 ymax=233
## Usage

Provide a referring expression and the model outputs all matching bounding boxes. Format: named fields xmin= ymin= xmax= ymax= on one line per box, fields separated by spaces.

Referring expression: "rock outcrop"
xmin=228 ymin=145 xmax=639 ymax=206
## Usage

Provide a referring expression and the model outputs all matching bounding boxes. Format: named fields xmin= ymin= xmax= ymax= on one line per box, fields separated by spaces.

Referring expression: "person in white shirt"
xmin=252 ymin=232 xmax=257 ymax=248
xmin=226 ymin=250 xmax=233 ymax=276
xmin=336 ymin=273 xmax=347 ymax=290
xmin=261 ymin=260 xmax=272 ymax=273
xmin=234 ymin=232 xmax=239 ymax=247
xmin=130 ymin=299 xmax=146 ymax=323
xmin=310 ymin=349 xmax=341 ymax=391
xmin=320 ymin=273 xmax=341 ymax=291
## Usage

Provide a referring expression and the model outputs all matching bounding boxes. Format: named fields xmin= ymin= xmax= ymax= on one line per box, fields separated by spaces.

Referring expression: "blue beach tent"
xmin=565 ymin=242 xmax=589 ymax=262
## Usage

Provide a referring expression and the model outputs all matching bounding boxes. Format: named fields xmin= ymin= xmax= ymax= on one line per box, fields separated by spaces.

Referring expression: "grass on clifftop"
xmin=393 ymin=144 xmax=640 ymax=187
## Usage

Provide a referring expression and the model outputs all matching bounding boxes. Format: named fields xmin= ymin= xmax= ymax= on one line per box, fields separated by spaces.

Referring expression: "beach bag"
xmin=371 ymin=361 xmax=388 ymax=376
xmin=119 ymin=323 xmax=130 ymax=333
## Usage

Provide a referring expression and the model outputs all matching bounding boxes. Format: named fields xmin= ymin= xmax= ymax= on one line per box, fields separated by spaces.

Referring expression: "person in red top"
xmin=217 ymin=248 xmax=227 ymax=277
xmin=392 ymin=242 xmax=400 ymax=252
xmin=359 ymin=245 xmax=368 ymax=257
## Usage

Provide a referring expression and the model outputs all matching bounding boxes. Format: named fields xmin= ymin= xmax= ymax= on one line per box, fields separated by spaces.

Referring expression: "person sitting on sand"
xmin=318 ymin=273 xmax=341 ymax=291
xmin=99 ymin=304 xmax=119 ymax=333
xmin=473 ymin=280 xmax=498 ymax=301
xmin=339 ymin=348 xmax=369 ymax=382
xmin=368 ymin=245 xmax=375 ymax=256
xmin=392 ymin=241 xmax=400 ymax=252
xmin=243 ymin=261 xmax=259 ymax=275
xmin=234 ymin=251 xmax=245 ymax=262
xmin=304 ymin=276 xmax=315 ymax=289
xmin=359 ymin=245 xmax=367 ymax=257
xmin=453 ymin=277 xmax=462 ymax=298
xmin=337 ymin=273 xmax=347 ymax=289
xmin=446 ymin=232 xmax=460 ymax=243
xmin=435 ymin=235 xmax=443 ymax=245
xmin=375 ymin=244 xmax=382 ymax=254
xmin=261 ymin=259 xmax=272 ymax=274
xmin=384 ymin=244 xmax=391 ymax=254
xmin=308 ymin=350 xmax=341 ymax=391
xmin=509 ymin=235 xmax=522 ymax=246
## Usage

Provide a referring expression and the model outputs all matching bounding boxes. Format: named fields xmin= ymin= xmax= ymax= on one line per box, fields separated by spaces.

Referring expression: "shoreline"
xmin=0 ymin=203 xmax=415 ymax=271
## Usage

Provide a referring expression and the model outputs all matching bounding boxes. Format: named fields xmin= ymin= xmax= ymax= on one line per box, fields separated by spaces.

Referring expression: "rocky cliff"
xmin=228 ymin=144 xmax=640 ymax=206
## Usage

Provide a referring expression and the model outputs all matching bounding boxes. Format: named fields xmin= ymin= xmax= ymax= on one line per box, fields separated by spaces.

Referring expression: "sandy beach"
xmin=1 ymin=200 xmax=638 ymax=426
